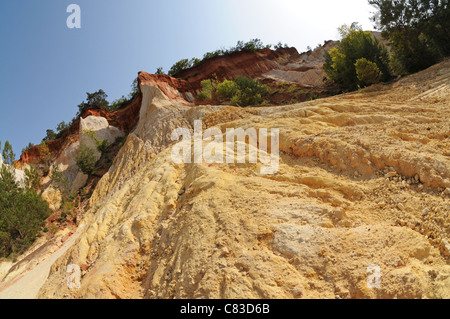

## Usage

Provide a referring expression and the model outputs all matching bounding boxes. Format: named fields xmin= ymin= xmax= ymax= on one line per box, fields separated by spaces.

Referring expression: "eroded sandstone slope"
xmin=38 ymin=59 xmax=450 ymax=299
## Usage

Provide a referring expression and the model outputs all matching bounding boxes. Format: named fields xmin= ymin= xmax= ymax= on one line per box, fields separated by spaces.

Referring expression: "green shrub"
xmin=274 ymin=42 xmax=289 ymax=50
xmin=170 ymin=39 xmax=276 ymax=78
xmin=197 ymin=76 xmax=269 ymax=106
xmin=96 ymin=139 xmax=110 ymax=154
xmin=50 ymin=164 xmax=70 ymax=198
xmin=60 ymin=211 xmax=67 ymax=223
xmin=197 ymin=91 xmax=210 ymax=101
xmin=355 ymin=58 xmax=383 ymax=87
xmin=108 ymin=96 xmax=128 ymax=112
xmin=24 ymin=165 xmax=40 ymax=191
xmin=75 ymin=145 xmax=97 ymax=175
xmin=0 ymin=232 xmax=12 ymax=257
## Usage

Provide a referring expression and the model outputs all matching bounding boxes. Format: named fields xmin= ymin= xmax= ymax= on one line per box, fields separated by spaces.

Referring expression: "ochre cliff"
xmin=36 ymin=59 xmax=450 ymax=299
xmin=16 ymin=95 xmax=142 ymax=170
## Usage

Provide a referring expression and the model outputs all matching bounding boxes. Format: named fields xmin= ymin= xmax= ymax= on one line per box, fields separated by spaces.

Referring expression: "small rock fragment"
xmin=385 ymin=172 xmax=397 ymax=178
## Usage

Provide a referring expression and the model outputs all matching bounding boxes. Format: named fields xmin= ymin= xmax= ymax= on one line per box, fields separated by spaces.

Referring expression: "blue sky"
xmin=0 ymin=0 xmax=376 ymax=158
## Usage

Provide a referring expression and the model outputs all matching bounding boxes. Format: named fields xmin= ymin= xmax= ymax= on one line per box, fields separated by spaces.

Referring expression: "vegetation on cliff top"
xmin=323 ymin=0 xmax=449 ymax=92
xmin=369 ymin=0 xmax=450 ymax=75
xmin=197 ymin=76 xmax=270 ymax=107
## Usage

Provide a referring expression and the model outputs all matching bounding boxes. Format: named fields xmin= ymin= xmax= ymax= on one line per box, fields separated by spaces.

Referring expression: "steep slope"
xmin=37 ymin=59 xmax=450 ymax=299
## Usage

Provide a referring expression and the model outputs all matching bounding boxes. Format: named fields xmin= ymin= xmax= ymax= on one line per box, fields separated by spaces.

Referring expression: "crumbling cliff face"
xmin=15 ymin=43 xmax=338 ymax=186
xmin=36 ymin=59 xmax=450 ymax=299
xmin=174 ymin=44 xmax=338 ymax=90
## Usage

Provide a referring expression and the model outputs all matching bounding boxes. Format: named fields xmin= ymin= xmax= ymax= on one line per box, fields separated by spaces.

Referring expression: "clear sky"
xmin=0 ymin=0 xmax=376 ymax=158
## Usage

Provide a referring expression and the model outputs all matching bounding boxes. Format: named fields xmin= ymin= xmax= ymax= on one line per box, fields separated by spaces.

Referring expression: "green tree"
xmin=55 ymin=121 xmax=71 ymax=138
xmin=83 ymin=129 xmax=111 ymax=154
xmin=369 ymin=0 xmax=450 ymax=74
xmin=2 ymin=141 xmax=15 ymax=165
xmin=197 ymin=76 xmax=269 ymax=106
xmin=196 ymin=76 xmax=221 ymax=101
xmin=235 ymin=39 xmax=270 ymax=52
xmin=323 ymin=23 xmax=390 ymax=91
xmin=230 ymin=76 xmax=270 ymax=106
xmin=24 ymin=165 xmax=40 ymax=191
xmin=0 ymin=164 xmax=17 ymax=192
xmin=75 ymin=145 xmax=97 ymax=176
xmin=77 ymin=89 xmax=109 ymax=115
